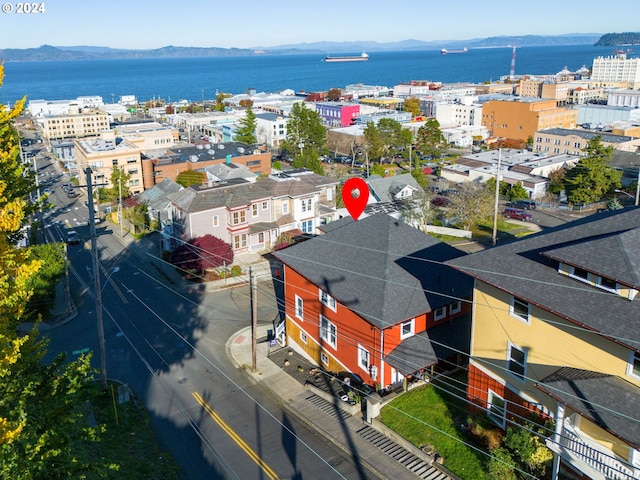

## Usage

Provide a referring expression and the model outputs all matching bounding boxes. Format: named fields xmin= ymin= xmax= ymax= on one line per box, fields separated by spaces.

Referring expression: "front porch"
xmin=548 ymin=416 xmax=638 ymax=480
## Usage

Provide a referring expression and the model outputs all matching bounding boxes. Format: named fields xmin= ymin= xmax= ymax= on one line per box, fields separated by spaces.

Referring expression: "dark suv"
xmin=509 ymin=200 xmax=536 ymax=210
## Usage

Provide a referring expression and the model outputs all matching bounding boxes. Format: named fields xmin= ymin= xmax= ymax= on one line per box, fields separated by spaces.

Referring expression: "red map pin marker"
xmin=342 ymin=177 xmax=369 ymax=221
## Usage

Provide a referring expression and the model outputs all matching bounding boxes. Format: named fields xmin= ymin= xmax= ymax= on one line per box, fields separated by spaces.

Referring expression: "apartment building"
xmin=591 ymin=53 xmax=640 ymax=89
xmin=534 ymin=128 xmax=640 ymax=156
xmin=315 ymin=102 xmax=360 ymax=128
xmin=167 ymin=180 xmax=275 ymax=255
xmin=481 ymin=97 xmax=577 ymax=141
xmin=113 ymin=122 xmax=180 ymax=151
xmin=40 ymin=107 xmax=110 ymax=140
xmin=254 ymin=113 xmax=288 ymax=149
xmin=140 ymin=142 xmax=271 ymax=190
xmin=448 ymin=208 xmax=640 ymax=480
xmin=74 ymin=131 xmax=144 ymax=194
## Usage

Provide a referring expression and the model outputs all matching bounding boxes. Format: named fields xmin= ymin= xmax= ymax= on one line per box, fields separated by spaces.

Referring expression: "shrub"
xmin=230 ymin=265 xmax=242 ymax=276
xmin=486 ymin=447 xmax=518 ymax=480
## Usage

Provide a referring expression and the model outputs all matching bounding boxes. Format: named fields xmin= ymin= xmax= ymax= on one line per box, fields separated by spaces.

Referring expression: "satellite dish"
xmin=207 ymin=149 xmax=215 ymax=155
xmin=237 ymin=147 xmax=245 ymax=153
xmin=217 ymin=144 xmax=225 ymax=149
xmin=197 ymin=144 xmax=204 ymax=149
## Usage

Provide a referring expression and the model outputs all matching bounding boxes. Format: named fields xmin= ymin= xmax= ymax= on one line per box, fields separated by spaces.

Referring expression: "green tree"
xmin=235 ymin=105 xmax=257 ymax=144
xmin=564 ymin=136 xmax=621 ymax=204
xmin=363 ymin=122 xmax=385 ymax=162
xmin=122 ymin=196 xmax=149 ymax=231
xmin=99 ymin=167 xmax=131 ymax=203
xmin=507 ymin=181 xmax=529 ymax=201
xmin=377 ymin=118 xmax=409 ymax=159
xmin=176 ymin=170 xmax=206 ymax=187
xmin=0 ymin=67 xmax=108 ymax=478
xmin=292 ymin=148 xmax=324 ymax=175
xmin=411 ymin=168 xmax=429 ymax=189
xmin=24 ymin=243 xmax=66 ymax=322
xmin=415 ymin=118 xmax=447 ymax=160
xmin=369 ymin=162 xmax=386 ymax=177
xmin=402 ymin=97 xmax=421 ymax=117
xmin=282 ymin=103 xmax=327 ymax=171
xmin=214 ymin=92 xmax=231 ymax=112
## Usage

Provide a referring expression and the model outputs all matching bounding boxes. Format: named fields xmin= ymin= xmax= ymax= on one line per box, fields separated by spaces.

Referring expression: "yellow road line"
xmin=192 ymin=391 xmax=279 ymax=480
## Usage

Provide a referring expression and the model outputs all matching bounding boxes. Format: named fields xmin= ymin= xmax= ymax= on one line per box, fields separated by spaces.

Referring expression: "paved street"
xmin=39 ymin=158 xmax=385 ymax=479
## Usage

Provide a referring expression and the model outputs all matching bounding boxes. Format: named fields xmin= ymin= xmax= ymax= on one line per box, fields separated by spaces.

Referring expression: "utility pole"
xmin=250 ymin=267 xmax=258 ymax=372
xmin=492 ymin=149 xmax=502 ymax=246
xmin=118 ymin=168 xmax=123 ymax=237
xmin=635 ymin=168 xmax=640 ymax=207
xmin=86 ymin=168 xmax=108 ymax=390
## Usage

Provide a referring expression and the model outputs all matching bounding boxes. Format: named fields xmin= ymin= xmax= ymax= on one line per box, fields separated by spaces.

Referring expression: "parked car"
xmin=508 ymin=199 xmax=537 ymax=210
xmin=502 ymin=207 xmax=532 ymax=221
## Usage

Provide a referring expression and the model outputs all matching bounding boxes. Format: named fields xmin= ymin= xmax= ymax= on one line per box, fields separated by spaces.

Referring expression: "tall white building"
xmin=591 ymin=53 xmax=640 ymax=89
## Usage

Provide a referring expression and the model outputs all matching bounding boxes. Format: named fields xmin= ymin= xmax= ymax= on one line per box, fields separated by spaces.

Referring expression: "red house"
xmin=273 ymin=213 xmax=473 ymax=392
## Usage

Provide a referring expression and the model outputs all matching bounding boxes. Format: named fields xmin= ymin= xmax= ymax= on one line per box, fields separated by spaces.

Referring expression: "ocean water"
xmin=0 ymin=44 xmax=612 ymax=106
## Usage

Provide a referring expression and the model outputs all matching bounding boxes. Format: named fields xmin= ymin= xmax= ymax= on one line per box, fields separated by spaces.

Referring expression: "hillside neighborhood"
xmin=11 ymin=47 xmax=640 ymax=480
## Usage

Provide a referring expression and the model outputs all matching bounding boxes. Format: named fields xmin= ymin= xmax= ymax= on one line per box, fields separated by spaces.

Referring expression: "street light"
xmin=101 ymin=266 xmax=120 ymax=294
xmin=614 ymin=189 xmax=639 ymax=206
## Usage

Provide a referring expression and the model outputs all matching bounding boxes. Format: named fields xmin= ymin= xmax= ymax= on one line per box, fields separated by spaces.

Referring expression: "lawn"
xmin=74 ymin=382 xmax=182 ymax=479
xmin=379 ymin=372 xmax=492 ymax=480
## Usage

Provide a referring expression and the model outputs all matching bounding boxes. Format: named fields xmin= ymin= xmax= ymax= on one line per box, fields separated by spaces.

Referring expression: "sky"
xmin=1 ymin=0 xmax=638 ymax=50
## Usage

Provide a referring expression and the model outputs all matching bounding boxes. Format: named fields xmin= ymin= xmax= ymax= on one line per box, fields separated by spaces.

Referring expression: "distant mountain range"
xmin=0 ymin=33 xmax=606 ymax=61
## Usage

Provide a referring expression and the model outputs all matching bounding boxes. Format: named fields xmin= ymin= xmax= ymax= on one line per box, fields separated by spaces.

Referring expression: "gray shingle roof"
xmin=447 ymin=208 xmax=640 ymax=345
xmin=540 ymin=128 xmax=634 ymax=144
xmin=167 ymin=181 xmax=270 ymax=212
xmin=274 ymin=213 xmax=472 ymax=329
xmin=386 ymin=313 xmax=471 ymax=375
xmin=535 ymin=368 xmax=640 ymax=449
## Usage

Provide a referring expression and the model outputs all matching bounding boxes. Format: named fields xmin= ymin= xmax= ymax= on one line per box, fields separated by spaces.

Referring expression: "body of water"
xmin=0 ymin=44 xmax=613 ymax=106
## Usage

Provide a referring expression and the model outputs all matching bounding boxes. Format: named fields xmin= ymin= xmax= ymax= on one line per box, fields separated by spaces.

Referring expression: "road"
xmin=38 ymin=158 xmax=382 ymax=479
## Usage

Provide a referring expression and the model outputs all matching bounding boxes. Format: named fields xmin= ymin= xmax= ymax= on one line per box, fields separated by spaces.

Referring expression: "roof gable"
xmin=274 ymin=213 xmax=472 ymax=328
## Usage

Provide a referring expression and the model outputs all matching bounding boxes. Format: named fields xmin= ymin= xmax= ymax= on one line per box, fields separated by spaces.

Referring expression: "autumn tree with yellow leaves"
xmin=0 ymin=65 xmax=108 ymax=479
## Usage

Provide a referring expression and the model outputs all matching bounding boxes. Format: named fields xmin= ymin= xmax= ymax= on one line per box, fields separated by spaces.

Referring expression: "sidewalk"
xmin=227 ymin=324 xmax=454 ymax=480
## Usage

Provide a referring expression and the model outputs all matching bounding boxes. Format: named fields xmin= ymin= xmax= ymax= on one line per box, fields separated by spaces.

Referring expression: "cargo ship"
xmin=324 ymin=52 xmax=369 ymax=62
xmin=440 ymin=48 xmax=468 ymax=55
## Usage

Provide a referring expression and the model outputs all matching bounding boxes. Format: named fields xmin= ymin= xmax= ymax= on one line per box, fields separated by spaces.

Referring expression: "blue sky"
xmin=1 ymin=0 xmax=638 ymax=50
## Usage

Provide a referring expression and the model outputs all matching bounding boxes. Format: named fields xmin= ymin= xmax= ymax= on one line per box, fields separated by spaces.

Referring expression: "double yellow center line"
xmin=192 ymin=391 xmax=279 ymax=480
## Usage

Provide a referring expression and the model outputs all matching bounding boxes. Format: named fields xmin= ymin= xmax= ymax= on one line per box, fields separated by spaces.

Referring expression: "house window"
xmin=233 ymin=233 xmax=247 ymax=249
xmin=487 ymin=390 xmax=506 ymax=428
xmin=232 ymin=210 xmax=246 ymax=225
xmin=262 ymin=201 xmax=268 ymax=210
xmin=302 ymin=219 xmax=313 ymax=233
xmin=627 ymin=351 xmax=640 ymax=379
xmin=510 ymin=296 xmax=530 ymax=323
xmin=321 ymin=352 xmax=329 ymax=366
xmin=282 ymin=202 xmax=289 ymax=214
xmin=400 ymin=319 xmax=415 ymax=339
xmin=450 ymin=301 xmax=462 ymax=315
xmin=295 ymin=295 xmax=303 ymax=320
xmin=508 ymin=343 xmax=527 ymax=381
xmin=112 ymin=159 xmax=119 ymax=166
xmin=434 ymin=306 xmax=447 ymax=321
xmin=320 ymin=315 xmax=337 ymax=349
xmin=319 ymin=289 xmax=337 ymax=312
xmin=252 ymin=204 xmax=258 ymax=217
xmin=213 ymin=215 xmax=219 ymax=227
xmin=358 ymin=344 xmax=370 ymax=371
xmin=258 ymin=232 xmax=264 ymax=243
xmin=327 ymin=188 xmax=333 ymax=201
xmin=571 ymin=266 xmax=590 ymax=282
xmin=300 ymin=331 xmax=308 ymax=344
xmin=596 ymin=276 xmax=617 ymax=292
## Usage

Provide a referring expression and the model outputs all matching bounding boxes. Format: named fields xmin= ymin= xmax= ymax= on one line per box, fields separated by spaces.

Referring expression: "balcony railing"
xmin=548 ymin=418 xmax=638 ymax=480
